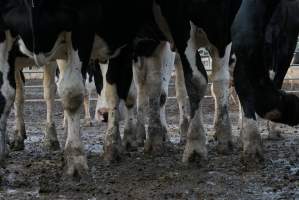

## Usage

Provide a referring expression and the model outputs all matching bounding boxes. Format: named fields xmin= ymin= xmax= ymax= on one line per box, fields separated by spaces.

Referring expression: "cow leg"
xmin=11 ymin=68 xmax=26 ymax=151
xmin=57 ymin=53 xmax=87 ymax=176
xmin=174 ymin=54 xmax=190 ymax=143
xmin=0 ymin=33 xmax=15 ymax=162
xmin=103 ymin=82 xmax=122 ymax=161
xmin=144 ymin=42 xmax=169 ymax=154
xmin=57 ymin=60 xmax=68 ymax=138
xmin=179 ymin=24 xmax=209 ymax=163
xmin=133 ymin=59 xmax=147 ymax=146
xmin=83 ymin=87 xmax=92 ymax=127
xmin=103 ymin=46 xmax=133 ymax=162
xmin=123 ymin=83 xmax=138 ymax=151
xmin=210 ymin=44 xmax=233 ymax=154
xmin=233 ymin=61 xmax=264 ymax=165
xmin=43 ymin=63 xmax=60 ymax=150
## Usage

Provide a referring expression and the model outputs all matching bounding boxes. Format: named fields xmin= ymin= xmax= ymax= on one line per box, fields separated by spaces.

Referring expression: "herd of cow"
xmin=0 ymin=0 xmax=298 ymax=178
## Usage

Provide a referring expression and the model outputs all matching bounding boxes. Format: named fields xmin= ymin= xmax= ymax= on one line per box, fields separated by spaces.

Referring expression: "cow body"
xmin=232 ymin=0 xmax=299 ymax=164
xmin=152 ymin=0 xmax=242 ymax=161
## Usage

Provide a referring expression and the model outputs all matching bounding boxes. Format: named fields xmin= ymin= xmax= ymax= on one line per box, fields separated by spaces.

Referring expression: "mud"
xmin=0 ymin=79 xmax=299 ymax=200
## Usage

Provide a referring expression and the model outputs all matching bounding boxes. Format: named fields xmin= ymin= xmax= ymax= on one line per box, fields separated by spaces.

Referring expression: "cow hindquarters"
xmin=43 ymin=62 xmax=60 ymax=150
xmin=210 ymin=44 xmax=233 ymax=154
xmin=11 ymin=68 xmax=26 ymax=151
xmin=57 ymin=51 xmax=87 ymax=177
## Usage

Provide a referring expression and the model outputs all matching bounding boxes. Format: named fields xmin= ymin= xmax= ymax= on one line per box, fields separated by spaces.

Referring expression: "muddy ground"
xmin=0 ymin=79 xmax=299 ymax=200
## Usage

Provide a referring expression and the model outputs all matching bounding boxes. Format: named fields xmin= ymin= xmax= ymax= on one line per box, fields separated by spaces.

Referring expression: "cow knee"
xmin=62 ymin=92 xmax=84 ymax=113
xmin=59 ymin=79 xmax=84 ymax=113
xmin=125 ymin=94 xmax=135 ymax=109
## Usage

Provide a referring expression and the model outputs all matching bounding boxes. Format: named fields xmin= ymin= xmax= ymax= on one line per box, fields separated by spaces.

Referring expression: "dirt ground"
xmin=0 ymin=79 xmax=299 ymax=200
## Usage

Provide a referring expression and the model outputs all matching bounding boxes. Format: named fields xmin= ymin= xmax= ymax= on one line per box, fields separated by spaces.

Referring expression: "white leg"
xmin=210 ymin=44 xmax=233 ymax=154
xmin=57 ymin=49 xmax=87 ymax=176
xmin=122 ymin=82 xmax=138 ymax=150
xmin=0 ymin=33 xmax=15 ymax=162
xmin=103 ymin=82 xmax=122 ymax=161
xmin=182 ymin=23 xmax=208 ymax=163
xmin=43 ymin=62 xmax=60 ymax=150
xmin=174 ymin=54 xmax=190 ymax=143
xmin=144 ymin=42 xmax=169 ymax=154
xmin=133 ymin=59 xmax=148 ymax=146
xmin=57 ymin=60 xmax=68 ymax=136
xmin=11 ymin=68 xmax=26 ymax=151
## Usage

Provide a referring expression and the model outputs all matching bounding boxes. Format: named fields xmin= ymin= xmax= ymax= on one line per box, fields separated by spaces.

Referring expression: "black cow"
xmin=232 ymin=0 xmax=299 ymax=164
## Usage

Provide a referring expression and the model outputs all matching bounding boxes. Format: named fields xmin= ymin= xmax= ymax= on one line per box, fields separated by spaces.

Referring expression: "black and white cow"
xmin=152 ymin=0 xmax=243 ymax=162
xmin=0 ymin=0 xmax=86 ymax=175
xmin=0 ymin=0 xmax=244 ymax=174
xmin=232 ymin=0 xmax=299 ymax=163
xmin=0 ymin=0 xmax=165 ymax=176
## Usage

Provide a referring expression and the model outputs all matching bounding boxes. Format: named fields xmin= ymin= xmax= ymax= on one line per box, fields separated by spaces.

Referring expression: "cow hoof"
xmin=103 ymin=144 xmax=122 ymax=163
xmin=83 ymin=118 xmax=92 ymax=127
xmin=242 ymin=144 xmax=264 ymax=167
xmin=214 ymin=125 xmax=233 ymax=155
xmin=64 ymin=148 xmax=88 ymax=178
xmin=182 ymin=140 xmax=207 ymax=163
xmin=136 ymin=122 xmax=146 ymax=147
xmin=144 ymin=140 xmax=164 ymax=155
xmin=144 ymin=126 xmax=165 ymax=155
xmin=123 ymin=130 xmax=137 ymax=152
xmin=44 ymin=138 xmax=60 ymax=151
xmin=44 ymin=123 xmax=60 ymax=151
xmin=216 ymin=140 xmax=233 ymax=155
xmin=104 ymin=127 xmax=122 ymax=162
xmin=10 ymin=139 xmax=25 ymax=151
xmin=268 ymin=130 xmax=284 ymax=140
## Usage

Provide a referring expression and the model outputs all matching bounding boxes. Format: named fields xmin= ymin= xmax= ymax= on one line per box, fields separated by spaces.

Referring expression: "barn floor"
xmin=0 ymin=79 xmax=299 ymax=200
